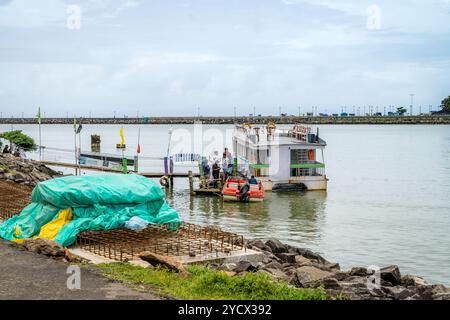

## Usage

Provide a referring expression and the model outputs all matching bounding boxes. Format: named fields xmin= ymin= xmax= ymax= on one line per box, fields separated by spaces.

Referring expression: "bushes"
xmin=0 ymin=130 xmax=37 ymax=152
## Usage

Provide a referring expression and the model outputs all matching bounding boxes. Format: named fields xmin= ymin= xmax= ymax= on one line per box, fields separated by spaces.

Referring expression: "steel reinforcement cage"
xmin=75 ymin=222 xmax=246 ymax=262
xmin=0 ymin=180 xmax=32 ymax=221
xmin=0 ymin=179 xmax=246 ymax=262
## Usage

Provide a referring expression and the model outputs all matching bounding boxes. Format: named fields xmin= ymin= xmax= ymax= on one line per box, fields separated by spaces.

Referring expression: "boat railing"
xmin=235 ymin=124 xmax=324 ymax=145
xmin=287 ymin=125 xmax=312 ymax=142
xmin=290 ymin=160 xmax=325 ymax=178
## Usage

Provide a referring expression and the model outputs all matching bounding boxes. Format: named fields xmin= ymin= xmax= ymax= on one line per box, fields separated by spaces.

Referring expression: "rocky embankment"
xmin=7 ymin=234 xmax=450 ymax=300
xmin=0 ymin=154 xmax=62 ymax=186
xmin=211 ymin=239 xmax=449 ymax=300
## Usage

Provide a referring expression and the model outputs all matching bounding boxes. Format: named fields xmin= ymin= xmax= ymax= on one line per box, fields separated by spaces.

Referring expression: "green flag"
xmin=36 ymin=107 xmax=41 ymax=124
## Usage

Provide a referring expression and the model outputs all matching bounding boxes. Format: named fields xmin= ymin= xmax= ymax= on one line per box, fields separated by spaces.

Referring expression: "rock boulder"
xmin=23 ymin=238 xmax=65 ymax=257
xmin=380 ymin=265 xmax=402 ymax=286
xmin=294 ymin=266 xmax=334 ymax=288
xmin=233 ymin=261 xmax=258 ymax=273
xmin=265 ymin=239 xmax=288 ymax=254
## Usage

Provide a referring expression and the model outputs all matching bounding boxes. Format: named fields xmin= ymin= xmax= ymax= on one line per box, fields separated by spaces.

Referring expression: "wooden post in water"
xmin=169 ymin=157 xmax=174 ymax=188
xmin=122 ymin=158 xmax=128 ymax=174
xmin=219 ymin=172 xmax=224 ymax=189
xmin=91 ymin=134 xmax=101 ymax=152
xmin=188 ymin=171 xmax=195 ymax=196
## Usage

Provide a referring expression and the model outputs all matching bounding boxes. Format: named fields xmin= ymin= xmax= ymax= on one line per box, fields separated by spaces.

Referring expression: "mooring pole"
xmin=38 ymin=107 xmax=42 ymax=161
xmin=219 ymin=171 xmax=224 ymax=189
xmin=135 ymin=127 xmax=140 ymax=172
xmin=78 ymin=127 xmax=82 ymax=175
xmin=169 ymin=157 xmax=174 ymax=188
xmin=73 ymin=117 xmax=78 ymax=176
xmin=188 ymin=170 xmax=195 ymax=196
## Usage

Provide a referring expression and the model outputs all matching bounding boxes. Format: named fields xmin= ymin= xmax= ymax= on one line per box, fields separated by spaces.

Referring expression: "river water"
xmin=1 ymin=124 xmax=449 ymax=285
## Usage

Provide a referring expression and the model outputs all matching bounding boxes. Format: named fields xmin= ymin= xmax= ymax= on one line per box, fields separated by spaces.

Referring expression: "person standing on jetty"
xmin=223 ymin=148 xmax=232 ymax=163
xmin=212 ymin=162 xmax=220 ymax=179
xmin=222 ymin=148 xmax=232 ymax=179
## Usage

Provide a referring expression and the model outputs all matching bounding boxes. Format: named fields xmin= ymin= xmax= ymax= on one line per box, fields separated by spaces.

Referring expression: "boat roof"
xmin=233 ymin=124 xmax=327 ymax=148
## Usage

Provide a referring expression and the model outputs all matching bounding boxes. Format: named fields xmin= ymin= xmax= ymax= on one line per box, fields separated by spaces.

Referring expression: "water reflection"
xmin=165 ymin=188 xmax=327 ymax=248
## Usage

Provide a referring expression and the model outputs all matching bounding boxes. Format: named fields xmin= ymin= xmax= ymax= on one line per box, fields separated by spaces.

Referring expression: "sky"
xmin=0 ymin=0 xmax=449 ymax=117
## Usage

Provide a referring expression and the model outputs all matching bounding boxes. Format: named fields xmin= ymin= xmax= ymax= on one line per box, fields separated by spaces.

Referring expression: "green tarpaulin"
xmin=0 ymin=174 xmax=181 ymax=247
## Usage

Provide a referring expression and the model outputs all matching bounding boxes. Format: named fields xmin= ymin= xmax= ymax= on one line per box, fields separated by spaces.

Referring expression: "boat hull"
xmin=260 ymin=176 xmax=328 ymax=191
xmin=222 ymin=194 xmax=264 ymax=202
xmin=221 ymin=177 xmax=265 ymax=202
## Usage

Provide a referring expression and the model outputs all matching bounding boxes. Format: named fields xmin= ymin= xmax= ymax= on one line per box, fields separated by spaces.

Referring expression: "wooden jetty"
xmin=40 ymin=160 xmax=122 ymax=173
xmin=193 ymin=188 xmax=222 ymax=196
xmin=140 ymin=172 xmax=198 ymax=178
xmin=39 ymin=160 xmax=201 ymax=192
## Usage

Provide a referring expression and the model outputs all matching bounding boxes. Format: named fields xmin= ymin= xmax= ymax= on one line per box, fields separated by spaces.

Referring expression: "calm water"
xmin=1 ymin=124 xmax=449 ymax=285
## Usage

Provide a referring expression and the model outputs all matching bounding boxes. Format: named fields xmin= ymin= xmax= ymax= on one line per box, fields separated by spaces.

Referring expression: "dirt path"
xmin=0 ymin=240 xmax=161 ymax=300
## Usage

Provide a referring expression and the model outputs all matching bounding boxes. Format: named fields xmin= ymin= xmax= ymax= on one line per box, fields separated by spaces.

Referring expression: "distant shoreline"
xmin=0 ymin=115 xmax=449 ymax=125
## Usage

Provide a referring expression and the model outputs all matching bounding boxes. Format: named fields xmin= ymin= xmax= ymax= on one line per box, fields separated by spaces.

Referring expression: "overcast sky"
xmin=0 ymin=0 xmax=449 ymax=117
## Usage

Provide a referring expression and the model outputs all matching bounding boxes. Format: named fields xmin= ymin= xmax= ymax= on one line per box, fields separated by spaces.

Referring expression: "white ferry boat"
xmin=232 ymin=123 xmax=328 ymax=191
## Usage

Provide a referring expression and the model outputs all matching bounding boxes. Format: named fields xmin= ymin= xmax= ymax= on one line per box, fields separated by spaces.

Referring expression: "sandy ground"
xmin=0 ymin=239 xmax=161 ymax=300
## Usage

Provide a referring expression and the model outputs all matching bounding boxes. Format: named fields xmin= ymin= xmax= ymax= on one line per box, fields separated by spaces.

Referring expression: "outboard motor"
xmin=239 ymin=183 xmax=250 ymax=202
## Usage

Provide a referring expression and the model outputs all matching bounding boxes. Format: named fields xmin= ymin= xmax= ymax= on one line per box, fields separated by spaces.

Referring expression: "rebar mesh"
xmin=75 ymin=222 xmax=246 ymax=262
xmin=0 ymin=180 xmax=245 ymax=262
xmin=0 ymin=180 xmax=32 ymax=221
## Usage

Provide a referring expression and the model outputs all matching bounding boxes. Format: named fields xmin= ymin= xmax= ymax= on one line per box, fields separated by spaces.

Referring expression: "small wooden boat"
xmin=222 ymin=177 xmax=264 ymax=202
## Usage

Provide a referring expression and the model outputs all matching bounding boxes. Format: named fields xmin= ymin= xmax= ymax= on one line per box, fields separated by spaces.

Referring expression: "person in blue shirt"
xmin=248 ymin=175 xmax=258 ymax=184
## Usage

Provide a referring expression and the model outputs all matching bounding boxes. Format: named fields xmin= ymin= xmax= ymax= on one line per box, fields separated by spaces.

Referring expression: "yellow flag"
xmin=120 ymin=127 xmax=125 ymax=145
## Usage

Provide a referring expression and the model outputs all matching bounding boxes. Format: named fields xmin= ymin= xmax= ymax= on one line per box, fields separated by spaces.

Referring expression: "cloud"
xmin=169 ymin=79 xmax=184 ymax=96
xmin=0 ymin=0 xmax=66 ymax=28
xmin=0 ymin=0 xmax=143 ymax=28
xmin=109 ymin=52 xmax=223 ymax=83
xmin=0 ymin=0 xmax=13 ymax=6
xmin=283 ymin=0 xmax=450 ymax=34
xmin=88 ymin=0 xmax=142 ymax=21
xmin=0 ymin=0 xmax=449 ymax=116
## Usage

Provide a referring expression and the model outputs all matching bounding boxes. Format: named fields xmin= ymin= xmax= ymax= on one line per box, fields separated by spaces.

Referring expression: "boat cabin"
xmin=232 ymin=123 xmax=327 ymax=191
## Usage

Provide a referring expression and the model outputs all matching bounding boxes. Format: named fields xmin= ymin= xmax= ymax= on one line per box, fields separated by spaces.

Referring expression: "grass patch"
xmin=97 ymin=263 xmax=330 ymax=300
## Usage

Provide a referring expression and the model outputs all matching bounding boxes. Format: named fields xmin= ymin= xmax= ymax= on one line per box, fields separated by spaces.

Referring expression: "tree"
xmin=441 ymin=96 xmax=450 ymax=113
xmin=0 ymin=130 xmax=37 ymax=152
xmin=396 ymin=107 xmax=407 ymax=116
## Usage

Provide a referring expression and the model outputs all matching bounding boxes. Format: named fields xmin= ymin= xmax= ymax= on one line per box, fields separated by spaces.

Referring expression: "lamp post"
xmin=410 ymin=94 xmax=415 ymax=116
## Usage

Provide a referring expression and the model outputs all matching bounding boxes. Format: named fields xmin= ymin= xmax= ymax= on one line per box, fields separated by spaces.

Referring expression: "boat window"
xmin=290 ymin=149 xmax=324 ymax=177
